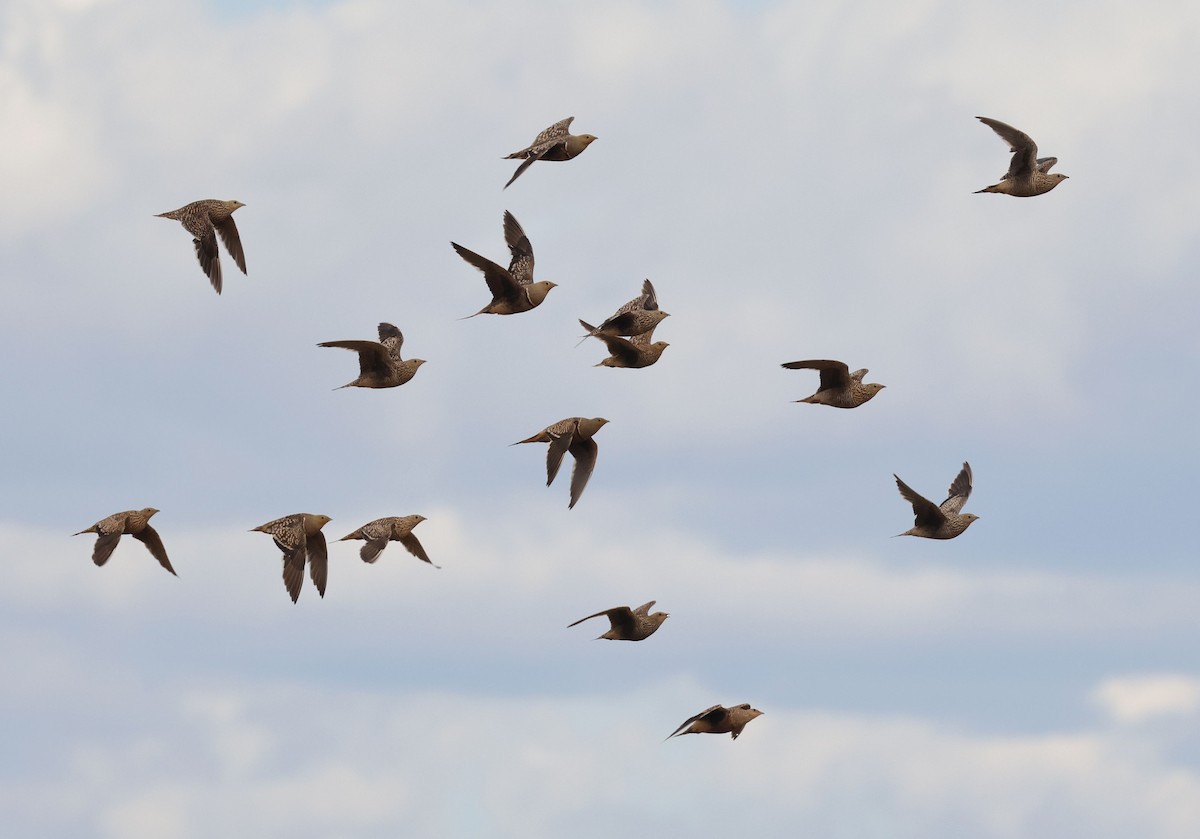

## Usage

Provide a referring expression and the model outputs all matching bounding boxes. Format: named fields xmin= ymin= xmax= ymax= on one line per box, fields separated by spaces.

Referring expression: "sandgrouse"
xmin=452 ymin=211 xmax=556 ymax=317
xmin=580 ymin=278 xmax=668 ymax=342
xmin=781 ymin=359 xmax=885 ymax=408
xmin=503 ymin=116 xmax=597 ymax=189
xmin=251 ymin=513 xmax=331 ymax=603
xmin=73 ymin=508 xmax=175 ymax=575
xmin=155 ymin=199 xmax=247 ymax=293
xmin=894 ymin=462 xmax=979 ymax=539
xmin=318 ymin=323 xmax=426 ymax=389
xmin=975 ymin=117 xmax=1068 ymax=197
xmin=579 ymin=320 xmax=669 ymax=369
xmin=513 ymin=417 xmax=609 ymax=509
xmin=568 ymin=600 xmax=669 ymax=641
xmin=667 ymin=703 xmax=764 ymax=740
xmin=338 ymin=515 xmax=438 ymax=567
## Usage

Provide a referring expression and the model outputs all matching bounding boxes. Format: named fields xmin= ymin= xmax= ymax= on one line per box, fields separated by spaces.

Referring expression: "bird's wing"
xmin=599 ymin=334 xmax=642 ymax=366
xmin=377 ymin=323 xmax=404 ymax=359
xmin=317 ymin=340 xmax=391 ymax=378
xmin=667 ymin=705 xmax=726 ymax=739
xmin=633 ymin=600 xmax=657 ymax=615
xmin=567 ymin=436 xmax=599 ymax=509
xmin=213 ymin=214 xmax=247 ymax=274
xmin=503 ymin=149 xmax=550 ymax=189
xmin=193 ymin=228 xmax=223 ymax=294
xmin=398 ymin=532 xmax=437 ymax=567
xmin=1035 ymin=156 xmax=1058 ymax=173
xmin=281 ymin=549 xmax=305 ymax=603
xmin=91 ymin=533 xmax=122 ymax=567
xmin=503 ymin=211 xmax=535 ymax=285
xmin=360 ymin=537 xmax=389 ymax=564
xmin=567 ymin=607 xmax=618 ymax=628
xmin=640 ymin=278 xmax=659 ymax=311
xmin=451 ymin=242 xmax=521 ymax=304
xmin=545 ymin=428 xmax=574 ymax=487
xmin=977 ymin=117 xmax=1037 ymax=181
xmin=306 ymin=530 xmax=328 ymax=598
xmin=941 ymin=462 xmax=973 ymax=514
xmin=781 ymin=359 xmax=851 ymax=391
xmin=529 ymin=117 xmax=574 ymax=149
xmin=894 ymin=475 xmax=946 ymax=528
xmin=133 ymin=524 xmax=176 ymax=575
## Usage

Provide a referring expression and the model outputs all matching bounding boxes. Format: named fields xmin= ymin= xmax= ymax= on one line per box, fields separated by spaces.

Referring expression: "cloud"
xmin=1092 ymin=675 xmax=1200 ymax=725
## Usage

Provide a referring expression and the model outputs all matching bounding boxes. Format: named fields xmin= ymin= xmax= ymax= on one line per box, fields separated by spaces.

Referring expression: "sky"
xmin=3 ymin=0 xmax=1200 ymax=835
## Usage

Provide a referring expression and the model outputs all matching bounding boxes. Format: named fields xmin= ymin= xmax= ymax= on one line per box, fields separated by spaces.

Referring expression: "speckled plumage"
xmin=581 ymin=278 xmax=669 ymax=341
xmin=894 ymin=462 xmax=979 ymax=539
xmin=667 ymin=703 xmax=763 ymax=740
xmin=974 ymin=118 xmax=1068 ymax=197
xmin=452 ymin=211 xmax=557 ymax=316
xmin=513 ymin=417 xmax=609 ymax=509
xmin=568 ymin=600 xmax=668 ymax=641
xmin=503 ymin=116 xmax=597 ymax=189
xmin=579 ymin=319 xmax=669 ymax=368
xmin=155 ymin=199 xmax=247 ymax=293
xmin=338 ymin=515 xmax=437 ymax=567
xmin=73 ymin=507 xmax=175 ymax=575
xmin=251 ymin=513 xmax=332 ymax=603
xmin=318 ymin=323 xmax=426 ymax=389
xmin=781 ymin=359 xmax=885 ymax=408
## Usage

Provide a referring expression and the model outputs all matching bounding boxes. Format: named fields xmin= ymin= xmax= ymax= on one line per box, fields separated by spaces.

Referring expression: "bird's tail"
xmin=71 ymin=526 xmax=95 ymax=536
xmin=576 ymin=319 xmax=599 ymax=348
xmin=154 ymin=210 xmax=182 ymax=219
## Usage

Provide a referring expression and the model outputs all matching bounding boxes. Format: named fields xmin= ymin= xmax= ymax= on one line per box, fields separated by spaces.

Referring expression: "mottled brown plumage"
xmin=73 ymin=508 xmax=175 ymax=575
xmin=568 ymin=600 xmax=668 ymax=641
xmin=667 ymin=703 xmax=763 ymax=740
xmin=579 ymin=319 xmax=669 ymax=368
xmin=781 ymin=359 xmax=885 ymax=408
xmin=338 ymin=515 xmax=438 ymax=567
xmin=318 ymin=323 xmax=426 ymax=389
xmin=155 ymin=199 xmax=247 ymax=293
xmin=894 ymin=462 xmax=979 ymax=539
xmin=975 ymin=117 xmax=1068 ymax=197
xmin=581 ymin=278 xmax=668 ymax=341
xmin=513 ymin=417 xmax=609 ymax=509
xmin=452 ymin=211 xmax=556 ymax=316
xmin=251 ymin=513 xmax=332 ymax=603
xmin=503 ymin=116 xmax=597 ymax=189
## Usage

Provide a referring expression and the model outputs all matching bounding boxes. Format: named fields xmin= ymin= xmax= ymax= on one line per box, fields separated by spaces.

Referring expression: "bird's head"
xmin=143 ymin=507 xmax=160 ymax=518
xmin=863 ymin=382 xmax=886 ymax=400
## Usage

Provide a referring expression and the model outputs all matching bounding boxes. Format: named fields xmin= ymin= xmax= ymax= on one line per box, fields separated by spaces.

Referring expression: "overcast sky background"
xmin=3 ymin=0 xmax=1200 ymax=836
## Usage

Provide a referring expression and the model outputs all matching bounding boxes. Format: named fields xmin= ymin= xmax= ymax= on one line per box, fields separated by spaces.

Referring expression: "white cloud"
xmin=1092 ymin=675 xmax=1200 ymax=724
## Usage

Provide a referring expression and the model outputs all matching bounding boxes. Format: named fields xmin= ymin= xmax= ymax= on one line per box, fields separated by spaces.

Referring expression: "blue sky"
xmin=3 ymin=0 xmax=1200 ymax=836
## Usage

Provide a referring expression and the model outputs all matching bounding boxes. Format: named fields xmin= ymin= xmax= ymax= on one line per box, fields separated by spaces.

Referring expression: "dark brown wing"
xmin=317 ymin=340 xmax=391 ymax=378
xmin=545 ymin=428 xmax=574 ymax=487
xmin=360 ymin=538 xmax=389 ymax=564
xmin=780 ymin=359 xmax=851 ymax=391
xmin=567 ymin=436 xmax=598 ymax=509
xmin=91 ymin=533 xmax=122 ymax=567
xmin=132 ymin=524 xmax=176 ymax=576
xmin=193 ymin=229 xmax=222 ymax=293
xmin=895 ymin=475 xmax=946 ymax=528
xmin=307 ymin=530 xmax=328 ymax=598
xmin=213 ymin=214 xmax=246 ymax=274
xmin=451 ymin=242 xmax=521 ymax=305
xmin=639 ymin=279 xmax=660 ymax=311
xmin=977 ymin=117 xmax=1037 ymax=181
xmin=667 ymin=704 xmax=727 ymax=739
xmin=503 ymin=211 xmax=535 ymax=285
xmin=599 ymin=334 xmax=642 ymax=366
xmin=279 ymin=545 xmax=305 ymax=603
xmin=398 ymin=532 xmax=437 ymax=567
